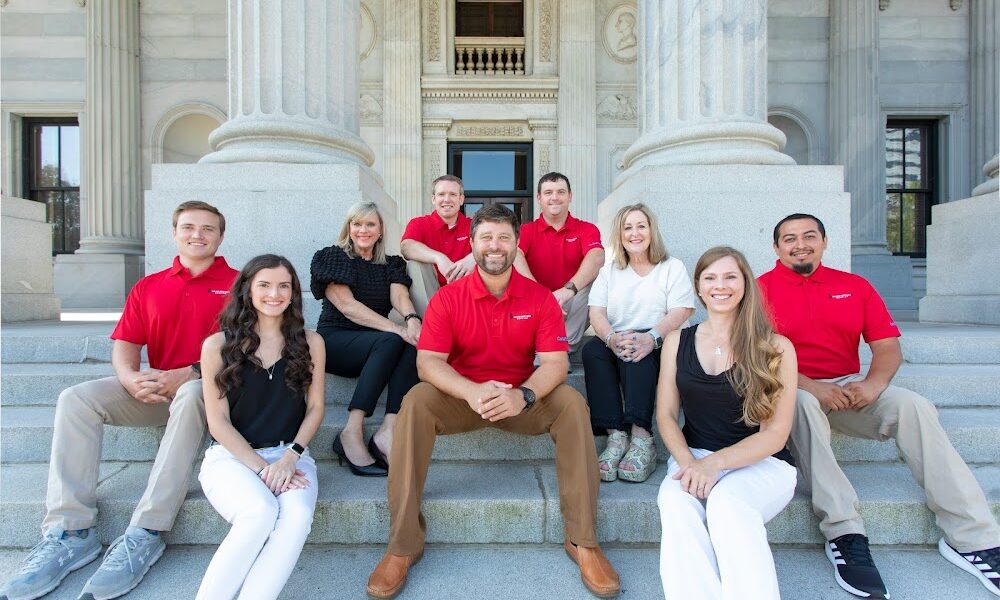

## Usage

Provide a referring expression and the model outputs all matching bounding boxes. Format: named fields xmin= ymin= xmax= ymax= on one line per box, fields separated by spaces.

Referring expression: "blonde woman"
xmin=656 ymin=247 xmax=798 ymax=600
xmin=310 ymin=202 xmax=421 ymax=476
xmin=585 ymin=203 xmax=695 ymax=482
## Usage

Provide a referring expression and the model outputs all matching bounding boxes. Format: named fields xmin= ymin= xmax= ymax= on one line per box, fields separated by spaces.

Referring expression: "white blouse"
xmin=588 ymin=256 xmax=696 ymax=331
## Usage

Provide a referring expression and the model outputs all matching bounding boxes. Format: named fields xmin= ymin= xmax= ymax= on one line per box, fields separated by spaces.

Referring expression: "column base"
xmin=200 ymin=117 xmax=376 ymax=167
xmin=600 ymin=164 xmax=849 ymax=320
xmin=54 ymin=253 xmax=145 ymax=309
xmin=972 ymin=155 xmax=999 ymax=196
xmin=146 ymin=162 xmax=399 ymax=326
xmin=919 ymin=192 xmax=1000 ymax=325
xmin=1 ymin=197 xmax=61 ymax=321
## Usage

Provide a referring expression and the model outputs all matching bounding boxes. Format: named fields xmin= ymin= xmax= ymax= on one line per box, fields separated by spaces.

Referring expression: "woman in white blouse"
xmin=584 ymin=203 xmax=695 ymax=482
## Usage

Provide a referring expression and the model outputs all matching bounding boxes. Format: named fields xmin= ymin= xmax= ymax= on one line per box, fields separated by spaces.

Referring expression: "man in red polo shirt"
xmin=515 ymin=172 xmax=604 ymax=353
xmin=758 ymin=213 xmax=1000 ymax=600
xmin=1 ymin=201 xmax=238 ymax=600
xmin=400 ymin=174 xmax=474 ymax=294
xmin=367 ymin=204 xmax=619 ymax=600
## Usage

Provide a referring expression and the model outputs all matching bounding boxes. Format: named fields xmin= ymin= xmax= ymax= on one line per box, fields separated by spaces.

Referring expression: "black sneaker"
xmin=938 ymin=538 xmax=1000 ymax=597
xmin=825 ymin=534 xmax=890 ymax=599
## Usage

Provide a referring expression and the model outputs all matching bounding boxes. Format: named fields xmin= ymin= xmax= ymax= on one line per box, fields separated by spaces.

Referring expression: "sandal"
xmin=618 ymin=435 xmax=657 ymax=483
xmin=598 ymin=430 xmax=630 ymax=482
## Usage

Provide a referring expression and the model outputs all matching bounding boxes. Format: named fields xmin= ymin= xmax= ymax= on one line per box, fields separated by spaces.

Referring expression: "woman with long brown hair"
xmin=197 ymin=254 xmax=325 ymax=600
xmin=655 ymin=247 xmax=798 ymax=600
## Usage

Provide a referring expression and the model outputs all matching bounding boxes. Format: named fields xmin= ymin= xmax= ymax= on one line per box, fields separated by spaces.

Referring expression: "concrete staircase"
xmin=2 ymin=320 xmax=999 ymax=598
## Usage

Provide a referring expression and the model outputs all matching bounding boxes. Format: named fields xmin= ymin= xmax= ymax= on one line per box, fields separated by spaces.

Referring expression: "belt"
xmin=210 ymin=439 xmax=288 ymax=450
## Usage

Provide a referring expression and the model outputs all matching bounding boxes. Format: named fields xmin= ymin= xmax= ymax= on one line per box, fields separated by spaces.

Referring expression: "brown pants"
xmin=387 ymin=382 xmax=600 ymax=555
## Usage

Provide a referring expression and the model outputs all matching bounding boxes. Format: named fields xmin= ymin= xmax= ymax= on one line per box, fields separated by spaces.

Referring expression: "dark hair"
xmin=536 ymin=171 xmax=571 ymax=195
xmin=432 ymin=174 xmax=464 ymax=195
xmin=772 ymin=213 xmax=826 ymax=245
xmin=215 ymin=254 xmax=312 ymax=399
xmin=173 ymin=200 xmax=226 ymax=234
xmin=470 ymin=204 xmax=519 ymax=240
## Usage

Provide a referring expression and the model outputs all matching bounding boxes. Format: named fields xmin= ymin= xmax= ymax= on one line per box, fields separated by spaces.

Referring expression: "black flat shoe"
xmin=333 ymin=431 xmax=388 ymax=477
xmin=368 ymin=436 xmax=389 ymax=470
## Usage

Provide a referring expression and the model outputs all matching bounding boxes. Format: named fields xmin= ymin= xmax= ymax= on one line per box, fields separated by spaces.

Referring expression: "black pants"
xmin=318 ymin=327 xmax=419 ymax=416
xmin=581 ymin=336 xmax=660 ymax=433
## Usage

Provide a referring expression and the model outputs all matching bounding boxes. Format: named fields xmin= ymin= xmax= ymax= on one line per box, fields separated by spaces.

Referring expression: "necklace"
xmin=263 ymin=360 xmax=278 ymax=380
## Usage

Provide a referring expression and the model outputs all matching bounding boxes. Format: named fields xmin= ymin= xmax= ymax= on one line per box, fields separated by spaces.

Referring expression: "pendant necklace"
xmin=264 ymin=361 xmax=278 ymax=380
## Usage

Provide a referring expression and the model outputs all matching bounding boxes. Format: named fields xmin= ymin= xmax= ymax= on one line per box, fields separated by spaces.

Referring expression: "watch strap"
xmin=288 ymin=442 xmax=306 ymax=457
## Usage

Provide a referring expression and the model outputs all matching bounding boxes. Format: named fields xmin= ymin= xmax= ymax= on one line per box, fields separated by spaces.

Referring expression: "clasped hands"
xmin=395 ymin=318 xmax=422 ymax=346
xmin=257 ymin=452 xmax=310 ymax=496
xmin=608 ymin=330 xmax=655 ymax=363
xmin=121 ymin=367 xmax=196 ymax=404
xmin=468 ymin=381 xmax=526 ymax=422
xmin=672 ymin=455 xmax=723 ymax=500
xmin=813 ymin=378 xmax=883 ymax=411
xmin=436 ymin=254 xmax=475 ymax=284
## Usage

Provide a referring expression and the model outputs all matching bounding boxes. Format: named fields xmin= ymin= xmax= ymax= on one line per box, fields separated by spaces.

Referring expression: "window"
xmin=885 ymin=120 xmax=937 ymax=257
xmin=448 ymin=142 xmax=533 ymax=225
xmin=22 ymin=118 xmax=81 ymax=254
xmin=456 ymin=0 xmax=524 ymax=37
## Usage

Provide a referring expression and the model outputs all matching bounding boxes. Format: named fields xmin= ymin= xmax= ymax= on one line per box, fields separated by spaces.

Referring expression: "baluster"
xmin=466 ymin=47 xmax=475 ymax=73
xmin=514 ymin=47 xmax=524 ymax=74
xmin=456 ymin=47 xmax=465 ymax=74
xmin=485 ymin=46 xmax=495 ymax=74
xmin=475 ymin=47 xmax=484 ymax=73
xmin=504 ymin=46 xmax=513 ymax=74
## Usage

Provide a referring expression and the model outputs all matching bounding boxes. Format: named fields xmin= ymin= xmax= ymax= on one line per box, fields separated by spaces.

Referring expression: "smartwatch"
xmin=190 ymin=361 xmax=202 ymax=378
xmin=563 ymin=281 xmax=578 ymax=295
xmin=518 ymin=386 xmax=536 ymax=410
xmin=288 ymin=443 xmax=306 ymax=457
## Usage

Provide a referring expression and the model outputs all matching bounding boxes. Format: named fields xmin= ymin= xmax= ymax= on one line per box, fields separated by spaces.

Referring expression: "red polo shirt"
xmin=518 ymin=213 xmax=603 ymax=291
xmin=757 ymin=261 xmax=900 ymax=380
xmin=402 ymin=211 xmax=473 ymax=285
xmin=418 ymin=268 xmax=568 ymax=385
xmin=111 ymin=256 xmax=238 ymax=370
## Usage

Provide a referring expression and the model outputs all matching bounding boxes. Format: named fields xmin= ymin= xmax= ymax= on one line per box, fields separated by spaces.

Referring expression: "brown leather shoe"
xmin=564 ymin=541 xmax=621 ymax=598
xmin=366 ymin=550 xmax=423 ymax=599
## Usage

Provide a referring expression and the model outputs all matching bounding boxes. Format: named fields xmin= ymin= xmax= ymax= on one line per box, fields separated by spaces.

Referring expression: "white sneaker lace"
xmin=98 ymin=534 xmax=139 ymax=574
xmin=20 ymin=534 xmax=70 ymax=574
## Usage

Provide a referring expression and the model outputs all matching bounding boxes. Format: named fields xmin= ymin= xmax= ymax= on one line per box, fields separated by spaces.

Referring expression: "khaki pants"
xmin=788 ymin=374 xmax=1000 ymax=552
xmin=563 ymin=284 xmax=591 ymax=353
xmin=387 ymin=382 xmax=600 ymax=555
xmin=43 ymin=376 xmax=207 ymax=533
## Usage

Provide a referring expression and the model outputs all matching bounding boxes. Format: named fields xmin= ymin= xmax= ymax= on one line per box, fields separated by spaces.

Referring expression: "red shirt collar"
xmin=535 ymin=212 xmax=579 ymax=233
xmin=469 ymin=267 xmax=528 ymax=300
xmin=169 ymin=256 xmax=232 ymax=280
xmin=431 ymin=210 xmax=471 ymax=231
xmin=771 ymin=259 xmax=829 ymax=284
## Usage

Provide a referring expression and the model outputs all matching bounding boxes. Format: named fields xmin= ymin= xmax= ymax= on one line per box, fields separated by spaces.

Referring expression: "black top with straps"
xmin=225 ymin=357 xmax=305 ymax=448
xmin=675 ymin=325 xmax=794 ymax=465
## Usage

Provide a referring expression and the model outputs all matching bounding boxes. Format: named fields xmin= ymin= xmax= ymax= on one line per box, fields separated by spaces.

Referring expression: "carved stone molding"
xmin=950 ymin=0 xmax=963 ymax=10
xmin=426 ymin=0 xmax=441 ymax=62
xmin=359 ymin=93 xmax=383 ymax=123
xmin=0 ymin=1 xmax=8 ymax=7
xmin=360 ymin=3 xmax=377 ymax=61
xmin=879 ymin=0 xmax=889 ymax=10
xmin=77 ymin=0 xmax=86 ymax=6
xmin=597 ymin=93 xmax=637 ymax=123
xmin=602 ymin=3 xmax=638 ymax=64
xmin=538 ymin=0 xmax=553 ymax=62
xmin=449 ymin=121 xmax=531 ymax=140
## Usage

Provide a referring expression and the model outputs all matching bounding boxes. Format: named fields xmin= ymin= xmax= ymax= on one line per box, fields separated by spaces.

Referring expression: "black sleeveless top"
xmin=226 ymin=357 xmax=306 ymax=447
xmin=676 ymin=326 xmax=794 ymax=465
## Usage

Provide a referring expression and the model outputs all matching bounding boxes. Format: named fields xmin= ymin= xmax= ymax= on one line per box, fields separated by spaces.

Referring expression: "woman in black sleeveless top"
xmin=656 ymin=247 xmax=798 ymax=600
xmin=197 ymin=255 xmax=326 ymax=600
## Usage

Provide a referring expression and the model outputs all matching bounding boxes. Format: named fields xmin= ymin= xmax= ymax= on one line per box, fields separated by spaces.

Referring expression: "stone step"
xmin=5 ymin=405 xmax=999 ymax=466
xmin=4 ymin=321 xmax=1000 ymax=365
xmin=0 ymin=545 xmax=987 ymax=600
xmin=3 ymin=461 xmax=998 ymax=548
xmin=4 ymin=361 xmax=999 ymax=408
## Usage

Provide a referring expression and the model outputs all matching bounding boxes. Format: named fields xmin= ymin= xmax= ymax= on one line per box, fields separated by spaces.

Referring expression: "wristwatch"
xmin=518 ymin=386 xmax=536 ymax=410
xmin=563 ymin=281 xmax=578 ymax=295
xmin=648 ymin=330 xmax=663 ymax=350
xmin=288 ymin=443 xmax=306 ymax=457
xmin=404 ymin=313 xmax=422 ymax=323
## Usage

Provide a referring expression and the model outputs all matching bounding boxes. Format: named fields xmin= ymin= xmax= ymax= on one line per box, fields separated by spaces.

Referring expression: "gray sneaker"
xmin=78 ymin=527 xmax=164 ymax=600
xmin=0 ymin=528 xmax=101 ymax=600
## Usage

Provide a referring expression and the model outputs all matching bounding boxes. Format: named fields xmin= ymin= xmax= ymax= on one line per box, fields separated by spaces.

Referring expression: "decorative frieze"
xmin=602 ymin=3 xmax=638 ymax=63
xmin=421 ymin=76 xmax=559 ymax=104
xmin=451 ymin=123 xmax=530 ymax=139
xmin=426 ymin=0 xmax=441 ymax=62
xmin=597 ymin=93 xmax=637 ymax=123
xmin=538 ymin=0 xmax=553 ymax=62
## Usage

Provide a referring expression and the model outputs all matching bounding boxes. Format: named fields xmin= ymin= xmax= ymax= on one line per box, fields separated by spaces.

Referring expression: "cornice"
xmin=421 ymin=76 xmax=559 ymax=103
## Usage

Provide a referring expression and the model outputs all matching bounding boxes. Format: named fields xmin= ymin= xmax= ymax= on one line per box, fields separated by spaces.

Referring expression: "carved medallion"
xmin=603 ymin=3 xmax=638 ymax=64
xmin=360 ymin=3 xmax=377 ymax=61
xmin=597 ymin=93 xmax=637 ymax=122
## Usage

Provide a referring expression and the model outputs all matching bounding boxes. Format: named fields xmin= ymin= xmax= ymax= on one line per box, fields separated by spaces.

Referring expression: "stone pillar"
xmin=971 ymin=0 xmax=999 ymax=195
xmin=200 ymin=0 xmax=374 ymax=166
xmin=383 ymin=0 xmax=424 ymax=222
xmin=2 ymin=197 xmax=61 ymax=321
xmin=55 ymin=0 xmax=144 ymax=309
xmin=557 ymin=0 xmax=598 ymax=223
xmin=972 ymin=154 xmax=999 ymax=196
xmin=618 ymin=0 xmax=793 ymax=179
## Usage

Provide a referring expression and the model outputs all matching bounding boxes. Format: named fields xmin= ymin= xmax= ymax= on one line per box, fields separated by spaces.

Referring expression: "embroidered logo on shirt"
xmin=557 ymin=336 xmax=569 ymax=342
xmin=566 ymin=237 xmax=578 ymax=242
xmin=456 ymin=236 xmax=469 ymax=241
xmin=510 ymin=313 xmax=533 ymax=320
xmin=209 ymin=289 xmax=231 ymax=295
xmin=830 ymin=293 xmax=852 ymax=300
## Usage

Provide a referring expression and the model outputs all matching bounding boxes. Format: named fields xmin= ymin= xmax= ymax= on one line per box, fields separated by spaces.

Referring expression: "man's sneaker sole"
xmin=825 ymin=543 xmax=890 ymax=599
xmin=78 ymin=543 xmax=164 ymax=600
xmin=937 ymin=538 xmax=1000 ymax=598
xmin=1 ymin=544 xmax=102 ymax=600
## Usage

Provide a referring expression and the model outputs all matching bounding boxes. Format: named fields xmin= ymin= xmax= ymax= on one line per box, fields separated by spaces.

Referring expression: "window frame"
xmin=21 ymin=116 xmax=82 ymax=255
xmin=885 ymin=118 xmax=939 ymax=258
xmin=447 ymin=141 xmax=534 ymax=226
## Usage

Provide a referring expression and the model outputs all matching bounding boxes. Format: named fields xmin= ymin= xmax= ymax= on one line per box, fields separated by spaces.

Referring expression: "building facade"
xmin=1 ymin=0 xmax=997 ymax=321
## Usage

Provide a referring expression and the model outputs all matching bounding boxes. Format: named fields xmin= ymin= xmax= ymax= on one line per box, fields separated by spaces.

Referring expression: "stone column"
xmin=972 ymin=154 xmax=999 ymax=196
xmin=383 ymin=0 xmax=424 ymax=222
xmin=618 ymin=0 xmax=793 ymax=179
xmin=971 ymin=0 xmax=999 ymax=196
xmin=557 ymin=0 xmax=598 ymax=222
xmin=200 ymin=0 xmax=374 ymax=166
xmin=55 ymin=0 xmax=144 ymax=308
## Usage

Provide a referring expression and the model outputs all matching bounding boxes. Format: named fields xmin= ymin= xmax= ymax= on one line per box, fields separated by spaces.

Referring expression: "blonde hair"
xmin=609 ymin=204 xmax=669 ymax=269
xmin=693 ymin=246 xmax=783 ymax=427
xmin=337 ymin=202 xmax=387 ymax=264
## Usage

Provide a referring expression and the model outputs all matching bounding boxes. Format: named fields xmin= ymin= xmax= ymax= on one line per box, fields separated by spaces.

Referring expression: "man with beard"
xmin=757 ymin=213 xmax=1000 ymax=600
xmin=367 ymin=204 xmax=620 ymax=599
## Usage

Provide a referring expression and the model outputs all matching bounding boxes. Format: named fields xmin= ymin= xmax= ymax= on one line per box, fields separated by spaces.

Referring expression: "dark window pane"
xmin=460 ymin=150 xmax=529 ymax=191
xmin=37 ymin=126 xmax=60 ymax=187
xmin=886 ymin=192 xmax=901 ymax=254
xmin=492 ymin=3 xmax=524 ymax=36
xmin=60 ymin=125 xmax=81 ymax=186
xmin=64 ymin=190 xmax=81 ymax=252
xmin=901 ymin=192 xmax=918 ymax=253
xmin=885 ymin=128 xmax=903 ymax=189
xmin=456 ymin=1 xmax=523 ymax=37
xmin=456 ymin=3 xmax=489 ymax=36
xmin=463 ymin=202 xmax=485 ymax=218
xmin=904 ymin=127 xmax=923 ymax=189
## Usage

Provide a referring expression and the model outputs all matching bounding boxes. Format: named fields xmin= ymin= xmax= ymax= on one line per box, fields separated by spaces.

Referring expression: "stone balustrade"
xmin=455 ymin=37 xmax=525 ymax=75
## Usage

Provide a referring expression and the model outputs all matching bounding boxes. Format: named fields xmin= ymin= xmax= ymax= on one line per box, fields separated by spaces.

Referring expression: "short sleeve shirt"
xmin=518 ymin=213 xmax=603 ymax=291
xmin=589 ymin=257 xmax=696 ymax=331
xmin=310 ymin=245 xmax=412 ymax=330
xmin=418 ymin=268 xmax=568 ymax=386
xmin=401 ymin=211 xmax=473 ymax=286
xmin=111 ymin=256 xmax=238 ymax=370
xmin=757 ymin=261 xmax=901 ymax=379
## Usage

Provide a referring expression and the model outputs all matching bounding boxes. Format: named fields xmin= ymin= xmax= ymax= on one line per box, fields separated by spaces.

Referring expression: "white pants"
xmin=657 ymin=447 xmax=797 ymax=600
xmin=196 ymin=444 xmax=319 ymax=600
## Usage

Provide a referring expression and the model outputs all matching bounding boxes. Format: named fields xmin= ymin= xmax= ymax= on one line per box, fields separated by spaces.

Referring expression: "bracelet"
xmin=404 ymin=313 xmax=421 ymax=323
xmin=256 ymin=465 xmax=266 ymax=476
xmin=604 ymin=331 xmax=615 ymax=348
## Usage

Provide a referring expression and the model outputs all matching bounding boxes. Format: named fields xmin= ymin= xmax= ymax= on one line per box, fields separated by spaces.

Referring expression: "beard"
xmin=474 ymin=250 xmax=515 ymax=276
xmin=792 ymin=262 xmax=815 ymax=275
